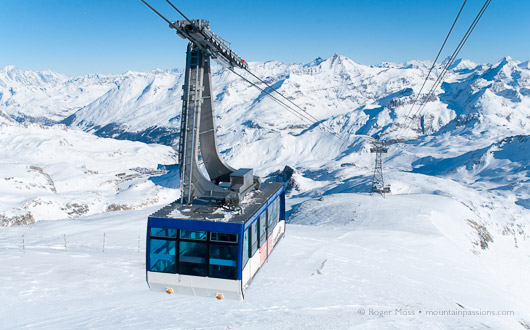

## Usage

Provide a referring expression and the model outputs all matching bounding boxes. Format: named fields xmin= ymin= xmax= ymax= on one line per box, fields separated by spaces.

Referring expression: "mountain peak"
xmin=492 ymin=56 xmax=516 ymax=69
xmin=518 ymin=60 xmax=530 ymax=70
xmin=329 ymin=53 xmax=348 ymax=63
xmin=319 ymin=54 xmax=362 ymax=70
xmin=404 ymin=60 xmax=432 ymax=69
xmin=306 ymin=57 xmax=325 ymax=67
xmin=1 ymin=65 xmax=17 ymax=72
xmin=0 ymin=66 xmax=68 ymax=86
xmin=448 ymin=58 xmax=478 ymax=71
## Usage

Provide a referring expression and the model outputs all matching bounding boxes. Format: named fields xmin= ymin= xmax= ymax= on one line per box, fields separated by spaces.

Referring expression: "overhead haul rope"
xmin=243 ymin=69 xmax=332 ymax=129
xmin=385 ymin=0 xmax=492 ymax=168
xmin=151 ymin=0 xmax=352 ymax=144
xmin=396 ymin=0 xmax=468 ymax=139
xmin=164 ymin=0 xmax=193 ymax=24
xmin=397 ymin=0 xmax=492 ymax=140
xmin=228 ymin=68 xmax=347 ymax=144
xmin=241 ymin=68 xmax=355 ymax=143
xmin=238 ymin=69 xmax=351 ymax=143
xmin=144 ymin=0 xmax=490 ymax=153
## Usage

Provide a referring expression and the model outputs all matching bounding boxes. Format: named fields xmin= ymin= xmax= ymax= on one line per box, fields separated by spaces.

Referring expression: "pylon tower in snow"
xmin=370 ymin=141 xmax=388 ymax=197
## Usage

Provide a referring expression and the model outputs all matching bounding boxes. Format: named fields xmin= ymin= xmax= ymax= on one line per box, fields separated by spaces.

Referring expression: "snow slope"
xmin=0 ymin=194 xmax=528 ymax=329
xmin=1 ymin=55 xmax=529 ymax=328
xmin=0 ymin=66 xmax=114 ymax=124
xmin=2 ymin=55 xmax=529 ymax=146
xmin=0 ymin=120 xmax=528 ymax=328
xmin=0 ymin=121 xmax=178 ymax=226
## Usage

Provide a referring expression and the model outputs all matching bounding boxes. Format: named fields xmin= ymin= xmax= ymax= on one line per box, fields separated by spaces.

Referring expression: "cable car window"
xmin=259 ymin=212 xmax=267 ymax=246
xmin=275 ymin=198 xmax=280 ymax=222
xmin=179 ymin=241 xmax=207 ymax=276
xmin=149 ymin=239 xmax=176 ymax=273
xmin=268 ymin=198 xmax=279 ymax=229
xmin=267 ymin=203 xmax=274 ymax=228
xmin=242 ymin=229 xmax=249 ymax=267
xmin=150 ymin=227 xmax=177 ymax=238
xmin=210 ymin=232 xmax=238 ymax=243
xmin=180 ymin=230 xmax=207 ymax=241
xmin=209 ymin=244 xmax=237 ymax=279
xmin=267 ymin=199 xmax=276 ymax=228
xmin=251 ymin=221 xmax=258 ymax=255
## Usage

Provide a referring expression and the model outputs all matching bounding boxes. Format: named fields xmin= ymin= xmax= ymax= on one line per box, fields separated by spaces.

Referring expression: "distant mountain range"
xmin=2 ymin=55 xmax=528 ymax=147
xmin=1 ymin=55 xmax=529 ymax=223
xmin=2 ymin=56 xmax=529 ymax=327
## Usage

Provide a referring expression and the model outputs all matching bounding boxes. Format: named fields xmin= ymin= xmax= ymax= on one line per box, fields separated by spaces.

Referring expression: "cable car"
xmin=142 ymin=1 xmax=290 ymax=300
xmin=146 ymin=182 xmax=286 ymax=300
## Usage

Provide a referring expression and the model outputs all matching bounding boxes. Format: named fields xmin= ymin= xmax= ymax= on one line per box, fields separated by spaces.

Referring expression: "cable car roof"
xmin=149 ymin=182 xmax=284 ymax=225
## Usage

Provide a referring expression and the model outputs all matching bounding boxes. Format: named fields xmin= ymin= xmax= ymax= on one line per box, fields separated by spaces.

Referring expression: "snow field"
xmin=1 ymin=192 xmax=528 ymax=329
xmin=0 ymin=123 xmax=178 ymax=224
xmin=1 ymin=54 xmax=529 ymax=329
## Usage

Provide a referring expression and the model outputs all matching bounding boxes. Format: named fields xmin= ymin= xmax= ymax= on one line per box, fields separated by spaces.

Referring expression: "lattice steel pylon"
xmin=370 ymin=141 xmax=388 ymax=197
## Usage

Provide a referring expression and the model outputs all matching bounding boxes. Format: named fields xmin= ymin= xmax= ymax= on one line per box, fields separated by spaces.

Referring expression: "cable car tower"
xmin=370 ymin=141 xmax=390 ymax=197
xmin=142 ymin=1 xmax=257 ymax=206
xmin=141 ymin=1 xmax=287 ymax=300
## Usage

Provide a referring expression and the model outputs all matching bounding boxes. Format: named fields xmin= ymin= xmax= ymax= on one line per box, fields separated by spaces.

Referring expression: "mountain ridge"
xmin=2 ymin=55 xmax=528 ymax=147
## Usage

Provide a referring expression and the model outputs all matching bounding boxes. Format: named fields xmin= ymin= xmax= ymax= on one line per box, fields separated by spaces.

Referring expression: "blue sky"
xmin=1 ymin=0 xmax=528 ymax=76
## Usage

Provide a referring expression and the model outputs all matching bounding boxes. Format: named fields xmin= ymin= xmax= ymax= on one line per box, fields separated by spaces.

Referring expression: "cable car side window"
xmin=210 ymin=232 xmax=238 ymax=243
xmin=209 ymin=243 xmax=237 ymax=279
xmin=151 ymin=227 xmax=177 ymax=238
xmin=267 ymin=202 xmax=274 ymax=229
xmin=242 ymin=229 xmax=249 ymax=267
xmin=179 ymin=241 xmax=207 ymax=276
xmin=180 ymin=230 xmax=207 ymax=240
xmin=267 ymin=198 xmax=278 ymax=230
xmin=275 ymin=198 xmax=280 ymax=222
xmin=270 ymin=198 xmax=279 ymax=228
xmin=259 ymin=212 xmax=267 ymax=247
xmin=250 ymin=221 xmax=258 ymax=255
xmin=149 ymin=239 xmax=176 ymax=273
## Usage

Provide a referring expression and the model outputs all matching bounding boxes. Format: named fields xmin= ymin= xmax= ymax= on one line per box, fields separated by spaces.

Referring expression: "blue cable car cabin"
xmin=146 ymin=182 xmax=286 ymax=300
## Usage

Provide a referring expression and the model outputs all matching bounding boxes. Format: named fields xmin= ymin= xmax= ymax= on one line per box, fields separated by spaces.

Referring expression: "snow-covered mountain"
xmin=1 ymin=54 xmax=529 ymax=233
xmin=1 ymin=54 xmax=529 ymax=228
xmin=0 ymin=121 xmax=177 ymax=226
xmin=2 ymin=55 xmax=529 ymax=146
xmin=0 ymin=65 xmax=183 ymax=144
xmin=1 ymin=55 xmax=530 ymax=328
